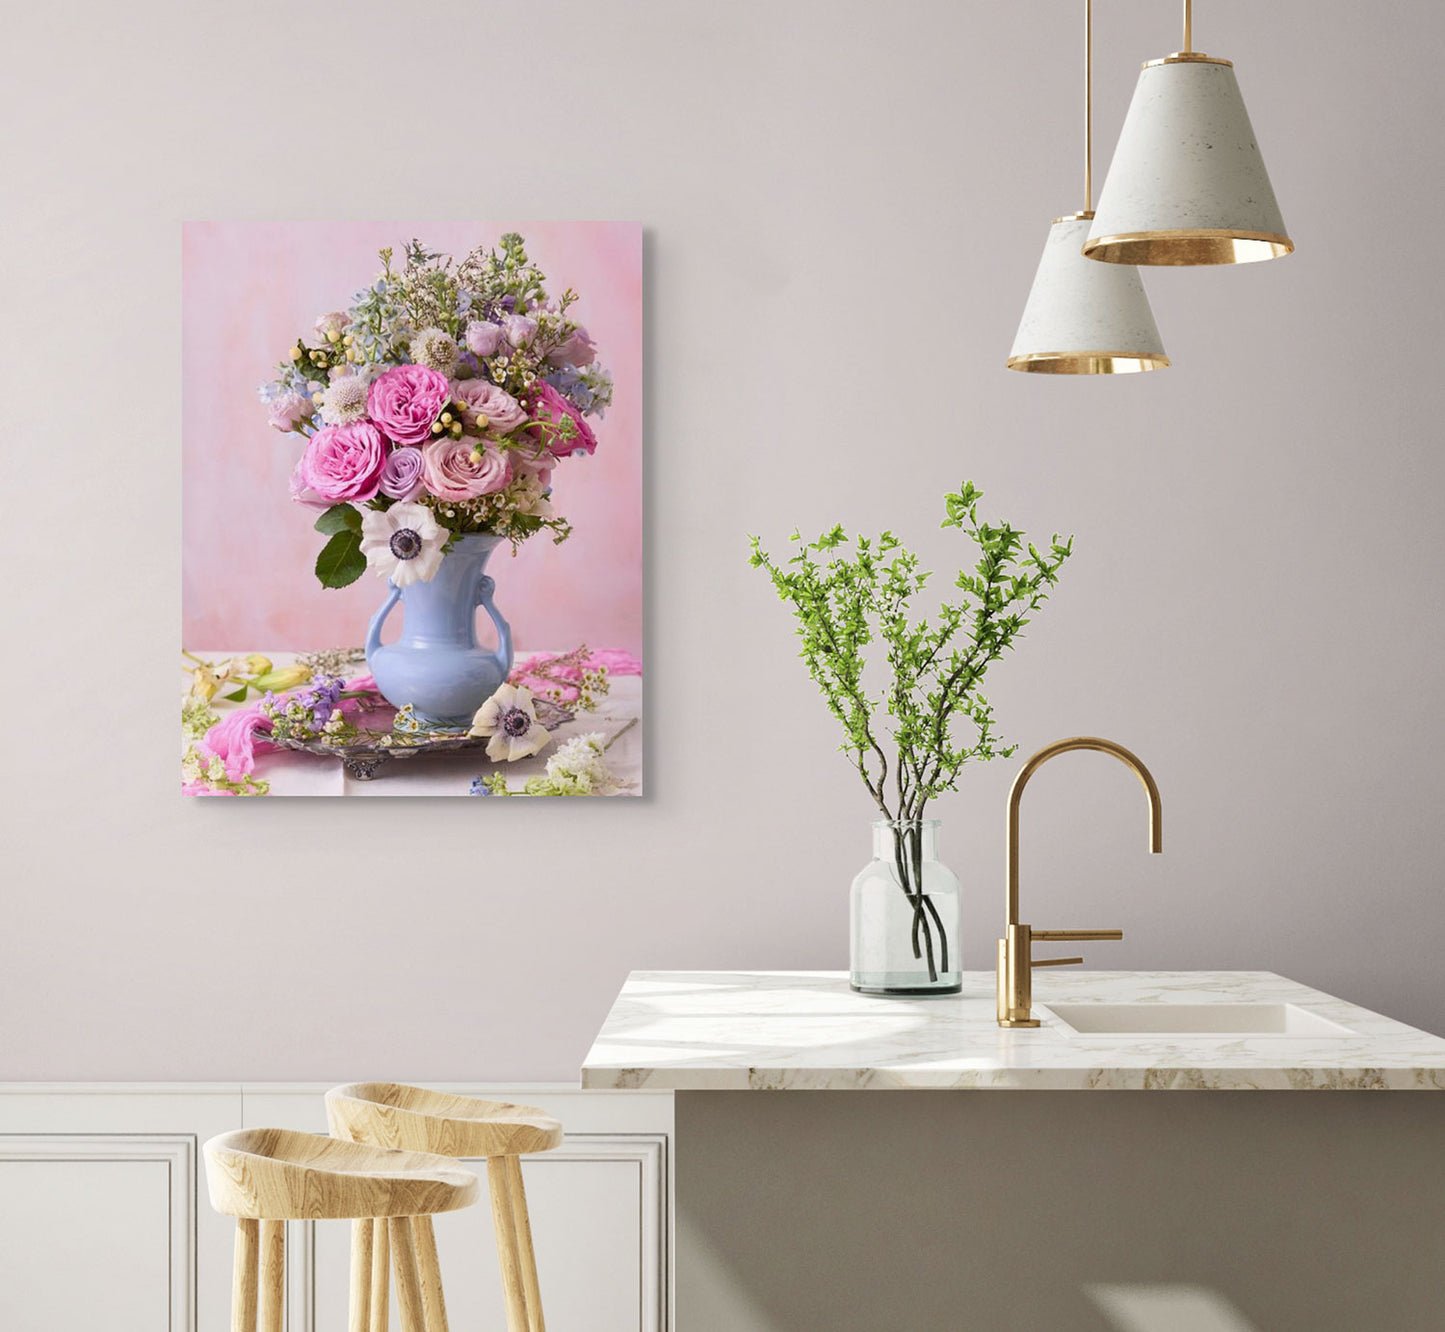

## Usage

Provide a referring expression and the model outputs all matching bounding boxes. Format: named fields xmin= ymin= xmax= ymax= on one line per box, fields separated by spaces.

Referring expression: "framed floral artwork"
xmin=182 ymin=222 xmax=643 ymax=797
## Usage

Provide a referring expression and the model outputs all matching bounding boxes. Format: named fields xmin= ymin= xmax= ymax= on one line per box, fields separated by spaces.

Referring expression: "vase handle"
xmin=476 ymin=573 xmax=513 ymax=676
xmin=365 ymin=584 xmax=401 ymax=666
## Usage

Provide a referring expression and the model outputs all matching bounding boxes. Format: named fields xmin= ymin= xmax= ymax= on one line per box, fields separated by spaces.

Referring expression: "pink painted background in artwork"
xmin=182 ymin=221 xmax=642 ymax=656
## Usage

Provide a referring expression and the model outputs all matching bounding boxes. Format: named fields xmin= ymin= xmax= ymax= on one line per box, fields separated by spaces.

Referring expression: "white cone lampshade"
xmin=1084 ymin=55 xmax=1292 ymax=265
xmin=1007 ymin=216 xmax=1168 ymax=374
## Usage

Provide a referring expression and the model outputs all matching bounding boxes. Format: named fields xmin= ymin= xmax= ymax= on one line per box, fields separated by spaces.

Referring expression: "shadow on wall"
xmin=1088 ymin=1285 xmax=1259 ymax=1332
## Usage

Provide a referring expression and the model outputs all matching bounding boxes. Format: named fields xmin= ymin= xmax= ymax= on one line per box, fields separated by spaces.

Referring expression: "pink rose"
xmin=421 ymin=438 xmax=512 ymax=500
xmin=289 ymin=456 xmax=332 ymax=512
xmin=367 ymin=363 xmax=451 ymax=446
xmin=529 ymin=381 xmax=598 ymax=458
xmin=507 ymin=435 xmax=554 ymax=486
xmin=465 ymin=320 xmax=505 ymax=357
xmin=451 ymin=379 xmax=528 ymax=435
xmin=314 ymin=310 xmax=351 ymax=340
xmin=267 ymin=391 xmax=313 ymax=432
xmin=302 ymin=422 xmax=387 ymax=502
xmin=503 ymin=314 xmax=538 ymax=348
xmin=547 ymin=325 xmax=597 ymax=367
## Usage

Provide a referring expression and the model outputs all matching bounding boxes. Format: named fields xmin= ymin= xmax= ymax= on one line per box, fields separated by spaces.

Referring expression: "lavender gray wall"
xmin=3 ymin=0 xmax=1441 ymax=1080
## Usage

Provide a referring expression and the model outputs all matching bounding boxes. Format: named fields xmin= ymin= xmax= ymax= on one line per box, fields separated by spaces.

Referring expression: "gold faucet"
xmin=996 ymin=736 xmax=1163 ymax=1028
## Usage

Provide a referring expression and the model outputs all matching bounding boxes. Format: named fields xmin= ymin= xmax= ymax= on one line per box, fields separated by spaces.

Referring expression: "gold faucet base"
xmin=998 ymin=1018 xmax=1042 ymax=1028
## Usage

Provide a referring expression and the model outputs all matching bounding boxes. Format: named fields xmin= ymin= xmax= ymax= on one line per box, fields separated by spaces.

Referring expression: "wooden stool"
xmin=204 ymin=1126 xmax=479 ymax=1332
xmin=327 ymin=1083 xmax=564 ymax=1332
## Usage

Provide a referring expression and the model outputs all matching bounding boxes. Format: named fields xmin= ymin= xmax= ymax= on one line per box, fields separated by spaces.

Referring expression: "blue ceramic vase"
xmin=365 ymin=533 xmax=514 ymax=728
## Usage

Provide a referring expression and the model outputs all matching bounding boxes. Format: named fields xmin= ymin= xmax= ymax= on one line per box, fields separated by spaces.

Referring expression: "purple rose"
xmin=465 ymin=320 xmax=505 ymax=357
xmin=301 ymin=422 xmax=387 ymax=502
xmin=451 ymin=379 xmax=528 ymax=435
xmin=378 ymin=445 xmax=426 ymax=501
xmin=503 ymin=314 xmax=538 ymax=348
xmin=366 ymin=363 xmax=451 ymax=446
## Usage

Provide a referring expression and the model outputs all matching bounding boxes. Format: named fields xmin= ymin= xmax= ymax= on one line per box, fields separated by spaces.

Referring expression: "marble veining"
xmin=580 ymin=971 xmax=1445 ymax=1091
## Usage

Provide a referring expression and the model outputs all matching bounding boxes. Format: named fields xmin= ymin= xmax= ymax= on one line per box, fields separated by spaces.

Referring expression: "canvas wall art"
xmin=182 ymin=221 xmax=643 ymax=796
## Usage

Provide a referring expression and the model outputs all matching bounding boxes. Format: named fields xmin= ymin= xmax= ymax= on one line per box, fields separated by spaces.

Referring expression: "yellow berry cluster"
xmin=430 ymin=407 xmax=466 ymax=441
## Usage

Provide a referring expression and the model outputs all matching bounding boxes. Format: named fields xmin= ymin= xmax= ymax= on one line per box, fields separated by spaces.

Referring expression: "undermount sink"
xmin=1046 ymin=1003 xmax=1356 ymax=1038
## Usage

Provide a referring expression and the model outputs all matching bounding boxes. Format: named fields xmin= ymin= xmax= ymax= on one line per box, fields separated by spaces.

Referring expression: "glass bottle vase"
xmin=850 ymin=819 xmax=962 ymax=995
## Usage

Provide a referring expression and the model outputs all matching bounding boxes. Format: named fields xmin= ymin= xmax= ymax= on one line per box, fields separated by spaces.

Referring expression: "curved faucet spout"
xmin=1006 ymin=736 xmax=1163 ymax=928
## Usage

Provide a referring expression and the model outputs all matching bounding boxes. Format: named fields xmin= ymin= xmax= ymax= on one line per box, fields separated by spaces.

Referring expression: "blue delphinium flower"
xmin=469 ymin=777 xmax=493 ymax=796
xmin=544 ymin=367 xmax=595 ymax=413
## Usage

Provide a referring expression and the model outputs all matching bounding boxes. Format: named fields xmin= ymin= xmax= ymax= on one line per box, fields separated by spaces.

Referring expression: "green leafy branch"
xmin=750 ymin=483 xmax=1072 ymax=980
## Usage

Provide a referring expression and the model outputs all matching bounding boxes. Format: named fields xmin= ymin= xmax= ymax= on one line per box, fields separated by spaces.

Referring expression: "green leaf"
xmin=222 ymin=686 xmax=250 ymax=703
xmin=315 ymin=530 xmax=367 ymax=589
xmin=314 ymin=503 xmax=362 ymax=536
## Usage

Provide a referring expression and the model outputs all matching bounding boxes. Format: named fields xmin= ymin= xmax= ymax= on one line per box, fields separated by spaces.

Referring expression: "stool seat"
xmin=327 ymin=1082 xmax=565 ymax=1158
xmin=328 ymin=1082 xmax=564 ymax=1332
xmin=204 ymin=1126 xmax=480 ymax=1221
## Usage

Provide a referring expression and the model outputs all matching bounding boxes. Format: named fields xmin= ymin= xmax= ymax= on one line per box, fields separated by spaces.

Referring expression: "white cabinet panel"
xmin=0 ymin=1143 xmax=188 ymax=1332
xmin=0 ymin=1087 xmax=670 ymax=1332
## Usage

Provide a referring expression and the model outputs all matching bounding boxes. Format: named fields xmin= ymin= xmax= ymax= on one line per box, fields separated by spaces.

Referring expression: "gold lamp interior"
xmin=1083 ymin=230 xmax=1294 ymax=267
xmin=1005 ymin=351 xmax=1170 ymax=375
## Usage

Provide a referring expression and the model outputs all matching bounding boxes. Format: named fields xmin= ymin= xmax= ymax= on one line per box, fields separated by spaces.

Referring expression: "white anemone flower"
xmin=469 ymin=683 xmax=551 ymax=762
xmin=359 ymin=502 xmax=449 ymax=587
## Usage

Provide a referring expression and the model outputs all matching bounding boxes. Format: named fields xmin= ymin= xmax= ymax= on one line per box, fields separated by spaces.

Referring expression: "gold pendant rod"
xmin=1084 ymin=0 xmax=1093 ymax=213
xmin=1183 ymin=0 xmax=1193 ymax=53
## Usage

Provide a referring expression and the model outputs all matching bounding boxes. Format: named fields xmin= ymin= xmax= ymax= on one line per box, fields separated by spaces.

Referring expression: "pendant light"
xmin=1084 ymin=0 xmax=1292 ymax=265
xmin=1007 ymin=0 xmax=1167 ymax=375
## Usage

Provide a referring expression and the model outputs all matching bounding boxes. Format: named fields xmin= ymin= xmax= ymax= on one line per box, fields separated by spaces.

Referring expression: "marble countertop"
xmin=580 ymin=971 xmax=1445 ymax=1091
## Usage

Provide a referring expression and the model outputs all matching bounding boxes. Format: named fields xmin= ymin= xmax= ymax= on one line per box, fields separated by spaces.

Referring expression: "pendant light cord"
xmin=1084 ymin=0 xmax=1092 ymax=213
xmin=1183 ymin=0 xmax=1193 ymax=53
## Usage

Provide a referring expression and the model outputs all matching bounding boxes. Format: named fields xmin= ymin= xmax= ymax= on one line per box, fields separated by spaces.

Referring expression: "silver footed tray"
xmin=269 ymin=696 xmax=574 ymax=780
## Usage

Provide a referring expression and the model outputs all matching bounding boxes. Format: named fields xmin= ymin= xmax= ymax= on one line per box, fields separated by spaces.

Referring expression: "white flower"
xmin=469 ymin=683 xmax=551 ymax=762
xmin=509 ymin=474 xmax=555 ymax=519
xmin=318 ymin=374 xmax=370 ymax=425
xmin=410 ymin=327 xmax=460 ymax=375
xmin=359 ymin=502 xmax=449 ymax=587
xmin=545 ymin=732 xmax=619 ymax=794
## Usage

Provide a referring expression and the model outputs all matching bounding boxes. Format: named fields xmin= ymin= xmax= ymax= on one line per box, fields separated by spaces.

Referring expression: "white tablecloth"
xmin=184 ymin=651 xmax=643 ymax=798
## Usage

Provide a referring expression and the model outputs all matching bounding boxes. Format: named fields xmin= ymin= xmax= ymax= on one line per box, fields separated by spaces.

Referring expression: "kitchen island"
xmin=583 ymin=971 xmax=1445 ymax=1330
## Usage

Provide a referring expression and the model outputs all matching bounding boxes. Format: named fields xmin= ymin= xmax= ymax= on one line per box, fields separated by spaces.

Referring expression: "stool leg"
xmin=411 ymin=1215 xmax=451 ymax=1332
xmin=370 ymin=1216 xmax=391 ymax=1332
xmin=350 ymin=1217 xmax=375 ymax=1332
xmin=390 ymin=1216 xmax=427 ymax=1332
xmin=232 ymin=1218 xmax=259 ymax=1332
xmin=259 ymin=1219 xmax=285 ymax=1332
xmin=505 ymin=1156 xmax=546 ymax=1332
xmin=487 ymin=1156 xmax=529 ymax=1332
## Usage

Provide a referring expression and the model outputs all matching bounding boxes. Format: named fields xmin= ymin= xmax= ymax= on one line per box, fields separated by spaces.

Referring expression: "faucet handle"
xmin=1030 ymin=928 xmax=1122 ymax=969
xmin=1031 ymin=929 xmax=1123 ymax=942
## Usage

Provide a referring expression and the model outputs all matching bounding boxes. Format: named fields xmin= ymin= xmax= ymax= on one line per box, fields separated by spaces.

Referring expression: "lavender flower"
xmin=295 ymin=676 xmax=343 ymax=728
